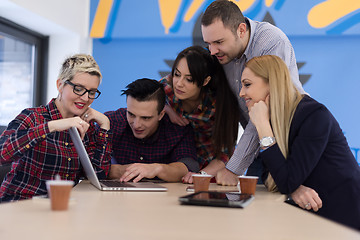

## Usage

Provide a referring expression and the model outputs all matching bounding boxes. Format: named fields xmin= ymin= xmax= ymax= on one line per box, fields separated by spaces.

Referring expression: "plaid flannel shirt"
xmin=160 ymin=75 xmax=229 ymax=168
xmin=0 ymin=99 xmax=112 ymax=202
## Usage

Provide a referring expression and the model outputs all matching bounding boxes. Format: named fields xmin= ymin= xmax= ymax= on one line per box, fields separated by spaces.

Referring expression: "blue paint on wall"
xmin=90 ymin=0 xmax=360 ymax=164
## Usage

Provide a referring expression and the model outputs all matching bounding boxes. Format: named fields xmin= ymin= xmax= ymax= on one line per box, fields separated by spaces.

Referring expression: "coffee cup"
xmin=238 ymin=175 xmax=258 ymax=195
xmin=192 ymin=174 xmax=213 ymax=192
xmin=46 ymin=179 xmax=74 ymax=211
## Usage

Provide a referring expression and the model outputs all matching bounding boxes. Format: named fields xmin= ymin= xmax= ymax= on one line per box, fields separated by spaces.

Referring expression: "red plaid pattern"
xmin=0 ymin=99 xmax=112 ymax=202
xmin=160 ymin=75 xmax=229 ymax=168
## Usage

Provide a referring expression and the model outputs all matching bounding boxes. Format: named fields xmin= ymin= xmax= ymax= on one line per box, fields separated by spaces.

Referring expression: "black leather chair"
xmin=0 ymin=163 xmax=11 ymax=183
xmin=0 ymin=125 xmax=11 ymax=183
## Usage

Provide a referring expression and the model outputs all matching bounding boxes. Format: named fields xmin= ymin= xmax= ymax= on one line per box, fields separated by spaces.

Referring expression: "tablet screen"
xmin=179 ymin=191 xmax=254 ymax=208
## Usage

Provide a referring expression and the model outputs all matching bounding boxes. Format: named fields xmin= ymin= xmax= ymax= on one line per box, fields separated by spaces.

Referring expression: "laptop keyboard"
xmin=100 ymin=180 xmax=134 ymax=187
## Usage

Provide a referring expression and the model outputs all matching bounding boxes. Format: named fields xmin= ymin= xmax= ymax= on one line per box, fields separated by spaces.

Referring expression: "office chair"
xmin=0 ymin=163 xmax=11 ymax=183
xmin=0 ymin=125 xmax=11 ymax=183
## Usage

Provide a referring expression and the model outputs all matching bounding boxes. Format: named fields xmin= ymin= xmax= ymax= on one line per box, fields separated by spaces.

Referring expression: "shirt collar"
xmin=232 ymin=17 xmax=255 ymax=63
xmin=197 ymin=90 xmax=215 ymax=112
xmin=47 ymin=98 xmax=64 ymax=120
xmin=244 ymin=18 xmax=254 ymax=58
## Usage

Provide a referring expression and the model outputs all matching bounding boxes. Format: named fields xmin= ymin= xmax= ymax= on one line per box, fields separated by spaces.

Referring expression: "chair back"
xmin=0 ymin=125 xmax=11 ymax=183
xmin=0 ymin=163 xmax=11 ymax=183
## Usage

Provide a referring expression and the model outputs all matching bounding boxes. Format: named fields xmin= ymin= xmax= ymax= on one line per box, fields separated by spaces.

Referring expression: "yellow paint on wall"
xmin=159 ymin=0 xmax=182 ymax=34
xmin=231 ymin=0 xmax=257 ymax=12
xmin=159 ymin=0 xmax=275 ymax=34
xmin=184 ymin=0 xmax=205 ymax=22
xmin=265 ymin=0 xmax=275 ymax=7
xmin=308 ymin=0 xmax=360 ymax=28
xmin=90 ymin=0 xmax=114 ymax=38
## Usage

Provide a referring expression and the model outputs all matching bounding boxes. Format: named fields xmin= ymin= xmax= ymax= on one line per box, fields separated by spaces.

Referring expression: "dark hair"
xmin=122 ymin=78 xmax=166 ymax=114
xmin=201 ymin=0 xmax=246 ymax=34
xmin=172 ymin=46 xmax=216 ymax=88
xmin=172 ymin=46 xmax=240 ymax=157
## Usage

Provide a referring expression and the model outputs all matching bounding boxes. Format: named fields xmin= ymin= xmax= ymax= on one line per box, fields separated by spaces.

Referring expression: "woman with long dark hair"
xmin=160 ymin=46 xmax=241 ymax=183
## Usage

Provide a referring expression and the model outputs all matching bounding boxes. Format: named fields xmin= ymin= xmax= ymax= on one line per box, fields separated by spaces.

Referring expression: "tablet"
xmin=179 ymin=191 xmax=254 ymax=208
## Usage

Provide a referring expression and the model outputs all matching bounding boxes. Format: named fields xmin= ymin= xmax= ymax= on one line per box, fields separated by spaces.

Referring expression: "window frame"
xmin=0 ymin=16 xmax=48 ymax=107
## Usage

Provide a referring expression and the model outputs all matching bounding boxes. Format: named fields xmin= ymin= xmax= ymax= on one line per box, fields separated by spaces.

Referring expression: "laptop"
xmin=69 ymin=126 xmax=167 ymax=191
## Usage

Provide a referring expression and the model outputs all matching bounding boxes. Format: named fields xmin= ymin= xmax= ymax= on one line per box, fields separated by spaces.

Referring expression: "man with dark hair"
xmin=201 ymin=0 xmax=305 ymax=185
xmin=106 ymin=78 xmax=199 ymax=182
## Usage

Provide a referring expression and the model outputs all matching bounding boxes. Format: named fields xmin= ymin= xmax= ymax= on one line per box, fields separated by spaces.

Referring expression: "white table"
xmin=0 ymin=181 xmax=359 ymax=240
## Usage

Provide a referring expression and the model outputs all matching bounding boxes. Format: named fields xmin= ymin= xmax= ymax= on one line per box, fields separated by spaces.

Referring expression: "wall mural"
xmin=89 ymin=0 xmax=360 ymax=163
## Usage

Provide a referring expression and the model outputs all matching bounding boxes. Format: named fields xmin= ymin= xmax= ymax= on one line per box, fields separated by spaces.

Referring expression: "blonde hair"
xmin=58 ymin=54 xmax=102 ymax=85
xmin=245 ymin=55 xmax=303 ymax=192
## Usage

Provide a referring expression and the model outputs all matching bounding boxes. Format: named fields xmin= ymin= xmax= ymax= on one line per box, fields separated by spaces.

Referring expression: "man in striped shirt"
xmin=201 ymin=0 xmax=305 ymax=185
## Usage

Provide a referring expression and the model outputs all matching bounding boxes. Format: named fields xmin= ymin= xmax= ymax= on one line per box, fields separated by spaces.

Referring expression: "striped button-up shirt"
xmin=0 ymin=99 xmax=112 ymax=202
xmin=225 ymin=18 xmax=305 ymax=175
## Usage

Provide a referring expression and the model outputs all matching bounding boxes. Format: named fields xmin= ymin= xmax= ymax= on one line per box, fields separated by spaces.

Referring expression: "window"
xmin=0 ymin=17 xmax=48 ymax=130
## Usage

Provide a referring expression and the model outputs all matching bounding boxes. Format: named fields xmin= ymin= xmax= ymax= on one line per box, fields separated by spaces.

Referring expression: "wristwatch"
xmin=259 ymin=136 xmax=276 ymax=148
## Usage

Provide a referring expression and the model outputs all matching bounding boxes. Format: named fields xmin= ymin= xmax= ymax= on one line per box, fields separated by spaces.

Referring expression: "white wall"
xmin=0 ymin=0 xmax=92 ymax=102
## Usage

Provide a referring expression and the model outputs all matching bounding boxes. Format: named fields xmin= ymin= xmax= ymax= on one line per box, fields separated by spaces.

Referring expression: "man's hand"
xmin=108 ymin=164 xmax=129 ymax=179
xmin=291 ymin=185 xmax=323 ymax=212
xmin=120 ymin=163 xmax=162 ymax=183
xmin=215 ymin=168 xmax=238 ymax=186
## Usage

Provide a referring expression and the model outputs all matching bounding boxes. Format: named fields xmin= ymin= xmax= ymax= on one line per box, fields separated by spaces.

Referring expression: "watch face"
xmin=262 ymin=138 xmax=272 ymax=146
xmin=261 ymin=137 xmax=274 ymax=147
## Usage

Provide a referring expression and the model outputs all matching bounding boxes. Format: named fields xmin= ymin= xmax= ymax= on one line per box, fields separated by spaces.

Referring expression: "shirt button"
xmin=65 ymin=142 xmax=68 ymax=146
xmin=100 ymin=133 xmax=103 ymax=136
xmin=105 ymin=134 xmax=109 ymax=138
xmin=140 ymin=156 xmax=143 ymax=161
xmin=65 ymin=174 xmax=69 ymax=177
xmin=103 ymin=146 xmax=106 ymax=149
xmin=68 ymin=158 xmax=71 ymax=161
xmin=236 ymin=79 xmax=239 ymax=83
xmin=42 ymin=135 xmax=46 ymax=138
xmin=25 ymin=144 xmax=30 ymax=149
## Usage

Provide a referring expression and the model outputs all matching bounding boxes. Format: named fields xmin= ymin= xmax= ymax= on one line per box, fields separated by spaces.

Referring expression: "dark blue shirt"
xmin=260 ymin=95 xmax=360 ymax=230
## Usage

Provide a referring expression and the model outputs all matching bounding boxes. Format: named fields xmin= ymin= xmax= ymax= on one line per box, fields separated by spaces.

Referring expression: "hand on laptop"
xmin=120 ymin=163 xmax=162 ymax=183
xmin=108 ymin=164 xmax=129 ymax=179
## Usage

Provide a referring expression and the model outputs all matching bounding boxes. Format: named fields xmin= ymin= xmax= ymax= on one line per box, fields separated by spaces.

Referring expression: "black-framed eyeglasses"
xmin=65 ymin=80 xmax=101 ymax=99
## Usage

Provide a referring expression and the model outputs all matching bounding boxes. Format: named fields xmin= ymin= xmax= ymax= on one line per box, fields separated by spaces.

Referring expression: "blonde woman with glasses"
xmin=0 ymin=54 xmax=112 ymax=202
xmin=241 ymin=55 xmax=360 ymax=230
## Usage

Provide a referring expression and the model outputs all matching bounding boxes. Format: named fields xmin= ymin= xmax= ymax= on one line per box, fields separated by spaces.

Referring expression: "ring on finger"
xmin=305 ymin=203 xmax=311 ymax=208
xmin=79 ymin=120 xmax=83 ymax=125
xmin=84 ymin=113 xmax=89 ymax=118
